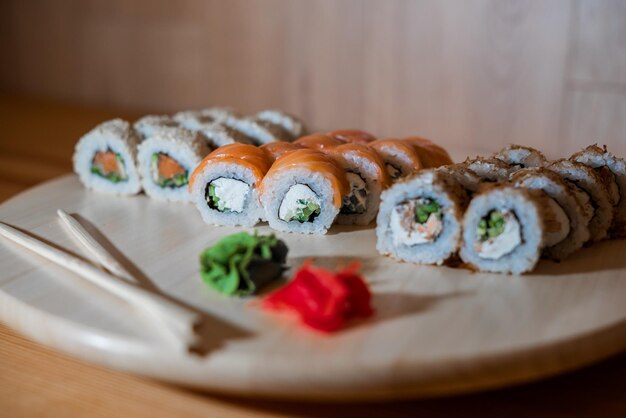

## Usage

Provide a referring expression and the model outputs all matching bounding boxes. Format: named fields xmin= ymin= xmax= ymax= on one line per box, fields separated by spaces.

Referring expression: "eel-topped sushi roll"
xmin=133 ymin=115 xmax=179 ymax=140
xmin=571 ymin=145 xmax=626 ymax=238
xmin=326 ymin=143 xmax=391 ymax=225
xmin=547 ymin=159 xmax=612 ymax=242
xmin=260 ymin=149 xmax=349 ymax=234
xmin=136 ymin=127 xmax=211 ymax=202
xmin=255 ymin=110 xmax=306 ymax=138
xmin=511 ymin=168 xmax=589 ymax=260
xmin=369 ymin=138 xmax=423 ymax=181
xmin=189 ymin=144 xmax=272 ymax=227
xmin=460 ymin=186 xmax=556 ymax=274
xmin=493 ymin=144 xmax=547 ymax=170
xmin=73 ymin=119 xmax=142 ymax=195
xmin=376 ymin=169 xmax=466 ymax=265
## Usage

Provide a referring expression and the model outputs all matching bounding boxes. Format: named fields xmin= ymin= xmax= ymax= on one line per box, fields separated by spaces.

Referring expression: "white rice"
xmin=376 ymin=170 xmax=466 ymax=265
xmin=189 ymin=161 xmax=265 ymax=227
xmin=136 ymin=127 xmax=210 ymax=202
xmin=73 ymin=119 xmax=142 ymax=195
xmin=460 ymin=186 xmax=545 ymax=274
xmin=260 ymin=168 xmax=341 ymax=234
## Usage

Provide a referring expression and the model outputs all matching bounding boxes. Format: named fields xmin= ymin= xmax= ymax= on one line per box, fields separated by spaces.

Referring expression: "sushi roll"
xmin=173 ymin=108 xmax=239 ymax=129
xmin=294 ymin=133 xmax=345 ymax=151
xmin=260 ymin=141 xmax=304 ymax=163
xmin=325 ymin=143 xmax=391 ymax=225
xmin=459 ymin=186 xmax=557 ymax=274
xmin=133 ymin=115 xmax=179 ymax=140
xmin=136 ymin=127 xmax=211 ymax=202
xmin=256 ymin=110 xmax=306 ymax=138
xmin=547 ymin=159 xmax=612 ymax=242
xmin=189 ymin=144 xmax=272 ymax=227
xmin=436 ymin=163 xmax=482 ymax=196
xmin=511 ymin=168 xmax=589 ymax=260
xmin=404 ymin=137 xmax=454 ymax=168
xmin=571 ymin=145 xmax=626 ymax=238
xmin=376 ymin=169 xmax=466 ymax=265
xmin=174 ymin=110 xmax=251 ymax=148
xmin=259 ymin=149 xmax=349 ymax=235
xmin=223 ymin=116 xmax=291 ymax=145
xmin=369 ymin=138 xmax=423 ymax=181
xmin=465 ymin=157 xmax=513 ymax=182
xmin=493 ymin=144 xmax=547 ymax=169
xmin=327 ymin=129 xmax=377 ymax=145
xmin=73 ymin=119 xmax=142 ymax=195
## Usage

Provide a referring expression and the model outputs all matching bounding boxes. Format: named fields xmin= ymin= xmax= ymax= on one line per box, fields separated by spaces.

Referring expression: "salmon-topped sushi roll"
xmin=327 ymin=129 xmax=377 ymax=145
xmin=136 ymin=127 xmax=211 ymax=202
xmin=294 ymin=133 xmax=345 ymax=151
xmin=260 ymin=141 xmax=304 ymax=163
xmin=369 ymin=138 xmax=423 ymax=181
xmin=403 ymin=137 xmax=453 ymax=168
xmin=73 ymin=119 xmax=142 ymax=195
xmin=260 ymin=149 xmax=349 ymax=234
xmin=189 ymin=144 xmax=272 ymax=227
xmin=324 ymin=143 xmax=390 ymax=225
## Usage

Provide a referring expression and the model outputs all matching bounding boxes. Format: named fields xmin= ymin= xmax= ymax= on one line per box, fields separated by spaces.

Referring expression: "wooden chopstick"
xmin=0 ymin=220 xmax=203 ymax=352
xmin=56 ymin=209 xmax=136 ymax=283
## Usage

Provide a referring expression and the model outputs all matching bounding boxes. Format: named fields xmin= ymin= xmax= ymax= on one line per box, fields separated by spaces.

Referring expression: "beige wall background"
xmin=1 ymin=0 xmax=625 ymax=157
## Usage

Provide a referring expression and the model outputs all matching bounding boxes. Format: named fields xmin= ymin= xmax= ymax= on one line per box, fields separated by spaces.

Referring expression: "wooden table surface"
xmin=1 ymin=95 xmax=626 ymax=417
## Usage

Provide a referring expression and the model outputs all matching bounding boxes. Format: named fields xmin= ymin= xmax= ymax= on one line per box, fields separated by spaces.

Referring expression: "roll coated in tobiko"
xmin=73 ymin=119 xmax=142 ymax=195
xmin=376 ymin=169 xmax=467 ymax=265
xmin=260 ymin=149 xmax=349 ymax=235
xmin=189 ymin=144 xmax=272 ymax=227
xmin=136 ymin=127 xmax=211 ymax=202
xmin=460 ymin=186 xmax=556 ymax=274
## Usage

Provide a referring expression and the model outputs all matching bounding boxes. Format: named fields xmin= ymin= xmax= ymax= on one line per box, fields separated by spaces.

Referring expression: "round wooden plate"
xmin=1 ymin=175 xmax=626 ymax=401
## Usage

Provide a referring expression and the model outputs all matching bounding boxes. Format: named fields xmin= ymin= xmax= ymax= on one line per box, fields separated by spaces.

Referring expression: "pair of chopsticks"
xmin=0 ymin=210 xmax=204 ymax=352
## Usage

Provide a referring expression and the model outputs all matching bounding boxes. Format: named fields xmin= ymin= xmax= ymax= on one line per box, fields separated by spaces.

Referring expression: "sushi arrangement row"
xmin=377 ymin=144 xmax=626 ymax=274
xmin=74 ymin=107 xmax=305 ymax=199
xmin=73 ymin=113 xmax=453 ymax=234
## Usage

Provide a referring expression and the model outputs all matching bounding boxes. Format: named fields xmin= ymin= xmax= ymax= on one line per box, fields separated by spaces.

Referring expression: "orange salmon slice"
xmin=158 ymin=154 xmax=186 ymax=178
xmin=93 ymin=151 xmax=120 ymax=175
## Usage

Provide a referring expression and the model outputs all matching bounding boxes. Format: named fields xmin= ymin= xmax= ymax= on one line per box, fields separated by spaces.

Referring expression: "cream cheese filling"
xmin=477 ymin=211 xmax=521 ymax=260
xmin=209 ymin=178 xmax=250 ymax=213
xmin=278 ymin=184 xmax=321 ymax=222
xmin=390 ymin=199 xmax=443 ymax=246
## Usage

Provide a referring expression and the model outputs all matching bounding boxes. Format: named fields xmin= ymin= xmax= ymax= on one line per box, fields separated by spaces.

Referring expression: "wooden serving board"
xmin=1 ymin=174 xmax=626 ymax=401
